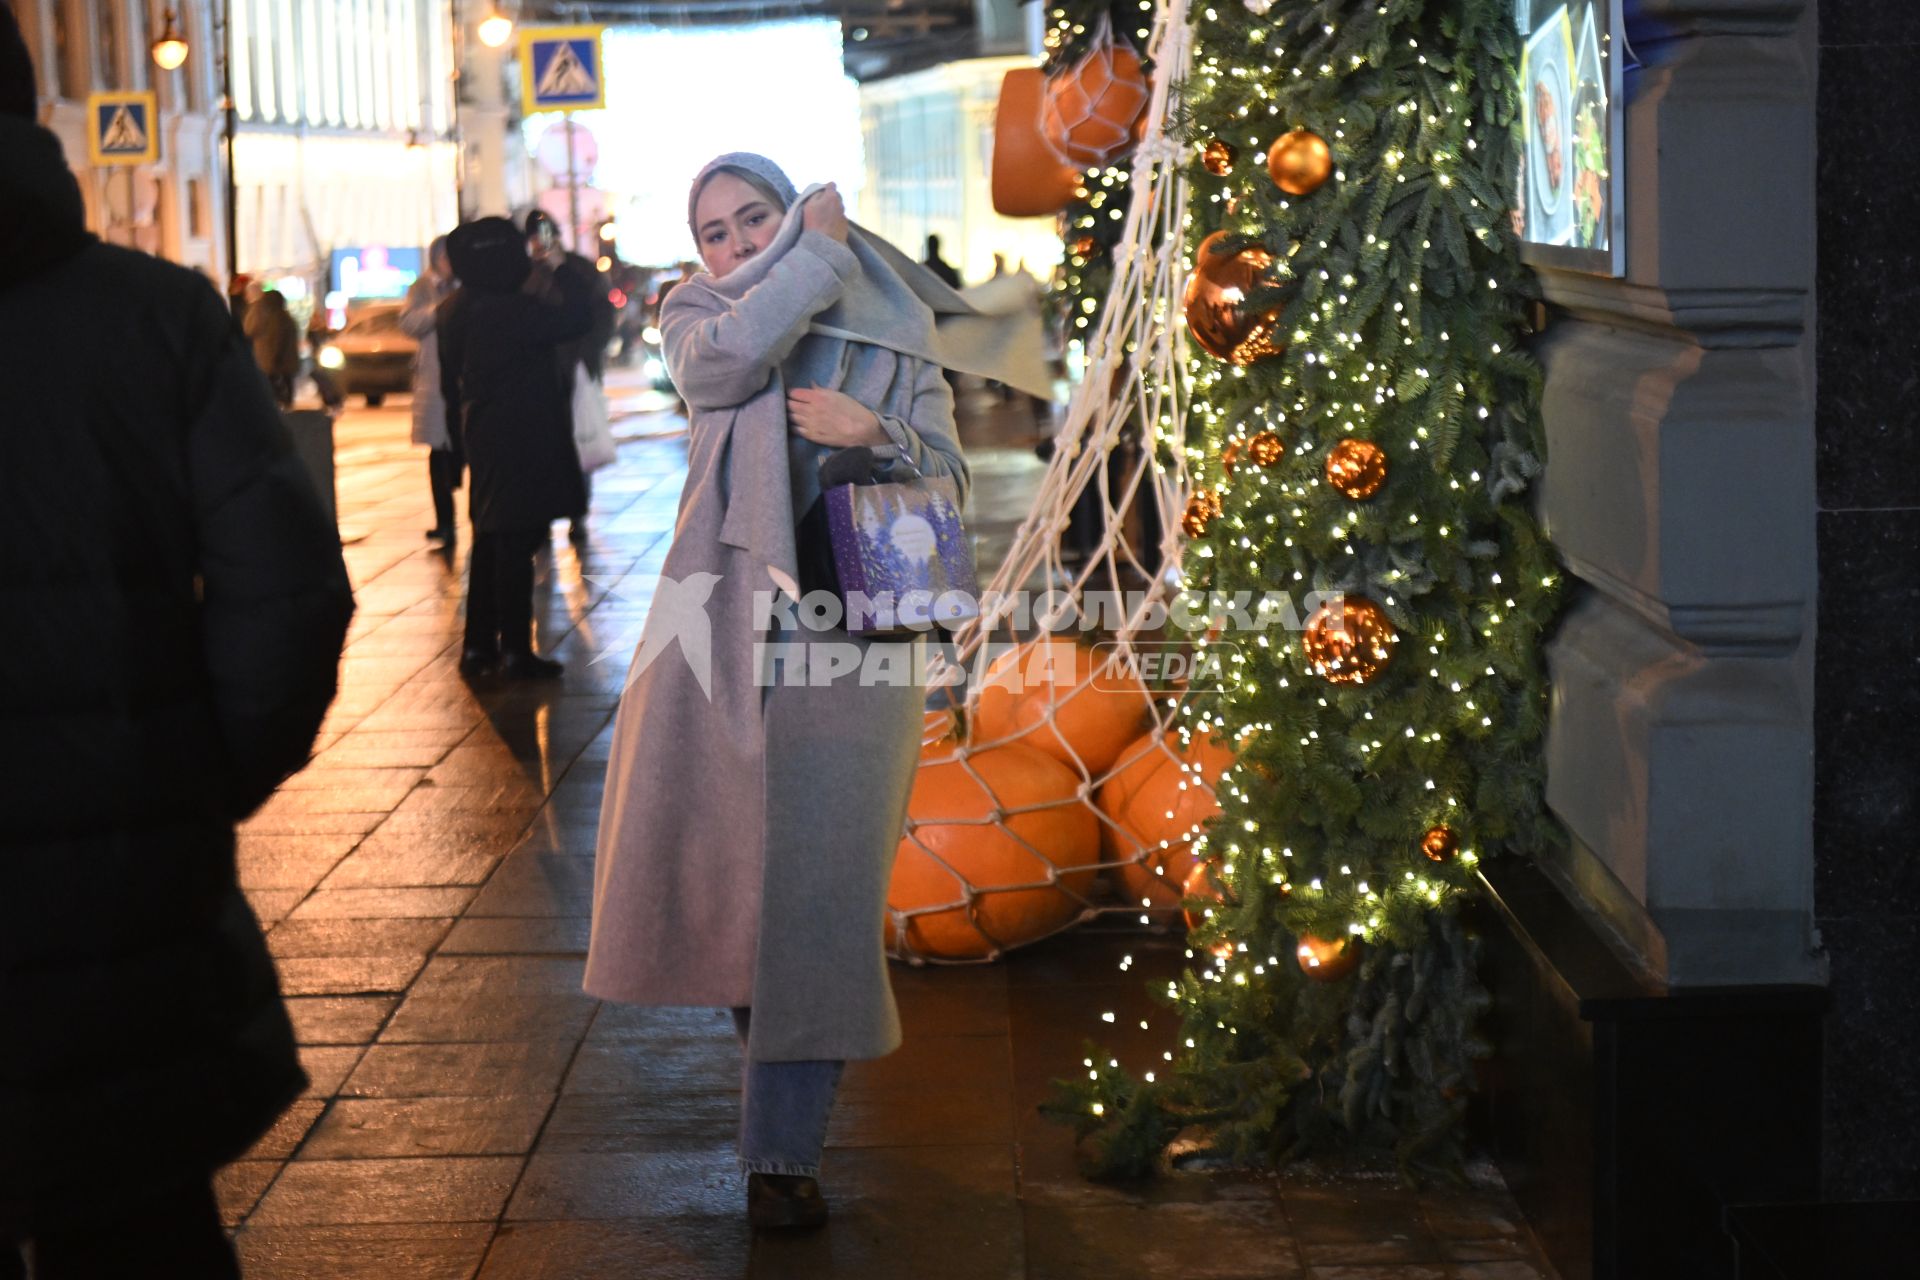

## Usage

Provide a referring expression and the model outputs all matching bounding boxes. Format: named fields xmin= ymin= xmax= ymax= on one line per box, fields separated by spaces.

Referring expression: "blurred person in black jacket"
xmin=524 ymin=209 xmax=615 ymax=546
xmin=0 ymin=11 xmax=355 ymax=1277
xmin=440 ymin=217 xmax=593 ymax=679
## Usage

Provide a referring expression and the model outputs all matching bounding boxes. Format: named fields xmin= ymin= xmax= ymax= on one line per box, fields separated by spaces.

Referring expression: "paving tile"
xmin=246 ymin=889 xmax=308 ymax=927
xmin=344 ymin=1041 xmax=579 ymax=1099
xmin=1282 ymin=1186 xmax=1433 ymax=1247
xmin=318 ymin=819 xmax=520 ymax=889
xmin=309 ymin=730 xmax=470 ymax=770
xmin=584 ymin=1002 xmax=737 ymax=1043
xmin=1441 ymin=1237 xmax=1549 ymax=1261
xmin=238 ymin=812 xmax=392 ymax=836
xmin=826 ymin=1079 xmax=1014 ymax=1148
xmin=382 ymin=956 xmax=597 ymax=1043
xmin=506 ymin=1149 xmax=744 ymax=1220
xmin=1025 ymin=1201 xmax=1302 ymax=1279
xmin=390 ymin=782 xmax=547 ymax=816
xmin=276 ymin=954 xmax=429 ymax=996
xmin=889 ymin=961 xmax=1012 ymax=1037
xmin=509 ymin=821 xmax=605 ymax=858
xmin=841 ymin=1032 xmax=1011 ymax=1096
xmin=249 ymin=1156 xmax=524 ymax=1225
xmin=562 ymin=1038 xmax=741 ymax=1095
xmin=297 ymin=1045 xmax=366 ymax=1098
xmin=476 ymin=1218 xmax=750 ymax=1279
xmin=466 ymin=852 xmax=596 ymax=917
xmin=427 ymin=744 xmax=557 ymax=789
xmin=280 ymin=766 xmax=429 ymax=792
xmin=1303 ymin=1269 xmax=1450 ymax=1280
xmin=285 ymin=996 xmax=399 ymax=1045
xmin=245 ymin=1100 xmax=328 ymax=1160
xmin=253 ymin=784 xmax=421 ymax=816
xmin=300 ymin=1095 xmax=554 ymax=1159
xmin=215 ymin=1160 xmax=282 ymax=1227
xmin=235 ymin=1221 xmax=496 ymax=1280
xmin=267 ymin=916 xmax=455 ymax=958
xmin=289 ymin=886 xmax=479 ymax=919
xmin=440 ymin=916 xmax=592 ymax=955
xmin=1450 ymin=1263 xmax=1553 ymax=1279
xmin=538 ymin=1091 xmax=740 ymax=1154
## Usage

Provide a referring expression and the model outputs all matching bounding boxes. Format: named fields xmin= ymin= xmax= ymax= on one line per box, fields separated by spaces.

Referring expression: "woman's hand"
xmin=787 ymin=387 xmax=889 ymax=448
xmin=801 ymin=184 xmax=850 ymax=244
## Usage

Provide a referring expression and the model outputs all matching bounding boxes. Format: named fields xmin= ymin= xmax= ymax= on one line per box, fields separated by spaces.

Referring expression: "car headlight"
xmin=317 ymin=345 xmax=345 ymax=369
xmin=641 ymin=326 xmax=662 ymax=346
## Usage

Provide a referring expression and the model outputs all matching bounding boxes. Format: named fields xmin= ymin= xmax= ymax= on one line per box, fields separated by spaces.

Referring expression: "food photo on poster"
xmin=1514 ymin=0 xmax=1626 ymax=275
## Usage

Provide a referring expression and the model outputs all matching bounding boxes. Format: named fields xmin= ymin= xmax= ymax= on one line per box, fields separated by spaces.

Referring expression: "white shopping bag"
xmin=572 ymin=365 xmax=618 ymax=473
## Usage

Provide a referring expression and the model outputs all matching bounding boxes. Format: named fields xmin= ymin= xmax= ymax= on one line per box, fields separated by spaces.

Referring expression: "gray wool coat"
xmin=585 ymin=211 xmax=969 ymax=1063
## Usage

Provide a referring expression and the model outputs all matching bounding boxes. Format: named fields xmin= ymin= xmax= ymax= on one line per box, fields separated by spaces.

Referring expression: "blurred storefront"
xmin=13 ymin=1 xmax=458 ymax=306
xmin=859 ymin=55 xmax=1063 ymax=288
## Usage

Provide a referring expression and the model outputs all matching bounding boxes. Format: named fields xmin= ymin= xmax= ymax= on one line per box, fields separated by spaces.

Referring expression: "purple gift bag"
xmin=824 ymin=468 xmax=980 ymax=636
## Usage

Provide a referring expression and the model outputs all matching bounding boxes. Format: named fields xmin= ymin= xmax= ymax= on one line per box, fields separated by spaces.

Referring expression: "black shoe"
xmin=568 ymin=521 xmax=588 ymax=547
xmin=499 ymin=652 xmax=564 ymax=680
xmin=747 ymin=1173 xmax=828 ymax=1231
xmin=426 ymin=526 xmax=453 ymax=543
xmin=458 ymin=646 xmax=499 ymax=679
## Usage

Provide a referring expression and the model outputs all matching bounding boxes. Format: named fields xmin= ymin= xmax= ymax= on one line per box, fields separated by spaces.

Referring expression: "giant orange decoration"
xmin=992 ymin=68 xmax=1082 ymax=217
xmin=887 ymin=744 xmax=1103 ymax=960
xmin=1040 ymin=38 xmax=1150 ymax=168
xmin=972 ymin=638 xmax=1153 ymax=777
xmin=1096 ymin=729 xmax=1237 ymax=910
xmin=1184 ymin=231 xmax=1290 ymax=365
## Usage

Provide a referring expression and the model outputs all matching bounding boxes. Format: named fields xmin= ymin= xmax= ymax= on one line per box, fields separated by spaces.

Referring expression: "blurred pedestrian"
xmin=439 ymin=217 xmax=593 ymax=680
xmin=525 ymin=209 xmax=616 ymax=546
xmin=401 ymin=234 xmax=462 ymax=545
xmin=244 ymin=286 xmax=300 ymax=408
xmin=922 ymin=232 xmax=961 ymax=289
xmin=0 ymin=13 xmax=355 ymax=1276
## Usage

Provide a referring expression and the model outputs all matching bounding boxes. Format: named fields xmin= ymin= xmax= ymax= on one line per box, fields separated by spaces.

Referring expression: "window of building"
xmin=231 ymin=0 xmax=254 ymax=119
xmin=50 ymin=1 xmax=81 ymax=101
xmin=93 ymin=0 xmax=122 ymax=91
xmin=188 ymin=177 xmax=208 ymax=240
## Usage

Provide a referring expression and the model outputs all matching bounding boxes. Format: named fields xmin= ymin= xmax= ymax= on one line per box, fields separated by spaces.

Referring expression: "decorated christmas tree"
xmin=1051 ymin=0 xmax=1563 ymax=1178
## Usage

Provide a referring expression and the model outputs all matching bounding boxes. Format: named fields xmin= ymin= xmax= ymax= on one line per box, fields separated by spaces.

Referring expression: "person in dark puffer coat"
xmin=0 ymin=14 xmax=355 ymax=1276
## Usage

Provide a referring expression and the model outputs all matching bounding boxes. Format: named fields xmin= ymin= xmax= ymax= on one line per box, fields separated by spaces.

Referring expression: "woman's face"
xmin=693 ymin=173 xmax=783 ymax=278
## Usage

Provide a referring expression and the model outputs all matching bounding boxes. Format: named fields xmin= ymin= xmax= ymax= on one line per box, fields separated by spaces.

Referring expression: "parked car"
xmin=314 ymin=302 xmax=416 ymax=406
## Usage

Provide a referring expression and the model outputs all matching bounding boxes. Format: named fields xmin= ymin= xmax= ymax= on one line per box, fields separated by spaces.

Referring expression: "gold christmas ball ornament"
xmin=1201 ymin=138 xmax=1237 ymax=177
xmin=1249 ymin=430 xmax=1285 ymax=468
xmin=1070 ymin=235 xmax=1100 ymax=258
xmin=1421 ymin=825 xmax=1460 ymax=863
xmin=1181 ymin=490 xmax=1220 ymax=538
xmin=1267 ymin=128 xmax=1334 ymax=197
xmin=1302 ymin=597 xmax=1399 ymax=685
xmin=1220 ymin=438 xmax=1243 ymax=475
xmin=1325 ymin=439 xmax=1388 ymax=500
xmin=1184 ymin=231 xmax=1289 ymax=366
xmin=1296 ymin=933 xmax=1362 ymax=981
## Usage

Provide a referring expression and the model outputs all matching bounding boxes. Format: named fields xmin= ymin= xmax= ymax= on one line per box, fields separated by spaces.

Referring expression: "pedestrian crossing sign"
xmin=87 ymin=91 xmax=159 ymax=166
xmin=520 ymin=25 xmax=606 ymax=113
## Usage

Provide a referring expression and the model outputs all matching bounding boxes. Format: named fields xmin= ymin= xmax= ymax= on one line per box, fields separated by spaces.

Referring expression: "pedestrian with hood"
xmin=0 ymin=11 xmax=355 ymax=1274
xmin=401 ymin=234 xmax=462 ymax=545
xmin=438 ymin=217 xmax=594 ymax=679
xmin=586 ymin=153 xmax=1048 ymax=1231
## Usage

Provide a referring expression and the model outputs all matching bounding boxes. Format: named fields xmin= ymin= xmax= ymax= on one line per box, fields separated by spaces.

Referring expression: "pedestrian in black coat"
xmin=439 ymin=217 xmax=593 ymax=678
xmin=0 ymin=20 xmax=354 ymax=1276
xmin=525 ymin=209 xmax=617 ymax=546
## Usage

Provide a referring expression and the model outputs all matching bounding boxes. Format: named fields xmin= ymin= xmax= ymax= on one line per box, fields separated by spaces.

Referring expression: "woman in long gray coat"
xmin=587 ymin=153 xmax=970 ymax=1230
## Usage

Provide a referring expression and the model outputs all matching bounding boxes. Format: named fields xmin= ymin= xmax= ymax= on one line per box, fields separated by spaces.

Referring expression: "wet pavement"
xmin=225 ymin=376 xmax=1557 ymax=1277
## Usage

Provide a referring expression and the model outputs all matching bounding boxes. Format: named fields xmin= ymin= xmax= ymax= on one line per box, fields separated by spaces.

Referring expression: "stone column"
xmin=1536 ymin=0 xmax=1821 ymax=988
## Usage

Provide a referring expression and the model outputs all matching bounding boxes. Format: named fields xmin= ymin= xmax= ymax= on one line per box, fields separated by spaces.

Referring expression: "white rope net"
xmin=887 ymin=0 xmax=1227 ymax=964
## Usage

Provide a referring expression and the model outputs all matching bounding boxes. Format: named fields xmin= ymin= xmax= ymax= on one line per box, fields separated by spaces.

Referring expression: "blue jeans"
xmin=731 ymin=1008 xmax=843 ymax=1177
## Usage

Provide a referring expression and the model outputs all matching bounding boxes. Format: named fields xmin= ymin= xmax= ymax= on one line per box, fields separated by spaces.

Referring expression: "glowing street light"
xmin=151 ymin=9 xmax=188 ymax=70
xmin=477 ymin=5 xmax=514 ymax=48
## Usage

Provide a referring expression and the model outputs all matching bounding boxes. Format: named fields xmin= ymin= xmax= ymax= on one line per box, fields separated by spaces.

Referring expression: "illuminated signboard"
xmin=329 ymin=246 xmax=422 ymax=300
xmin=1514 ymin=1 xmax=1625 ymax=276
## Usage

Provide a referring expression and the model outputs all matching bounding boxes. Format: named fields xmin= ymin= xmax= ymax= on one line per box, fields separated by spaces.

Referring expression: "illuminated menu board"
xmin=1514 ymin=0 xmax=1625 ymax=275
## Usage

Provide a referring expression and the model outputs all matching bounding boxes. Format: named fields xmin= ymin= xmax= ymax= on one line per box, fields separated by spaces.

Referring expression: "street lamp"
xmin=151 ymin=9 xmax=188 ymax=70
xmin=477 ymin=5 xmax=514 ymax=49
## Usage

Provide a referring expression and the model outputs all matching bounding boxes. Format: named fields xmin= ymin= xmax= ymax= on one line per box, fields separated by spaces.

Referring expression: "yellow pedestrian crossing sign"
xmin=521 ymin=25 xmax=606 ymax=112
xmin=87 ymin=91 xmax=159 ymax=166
